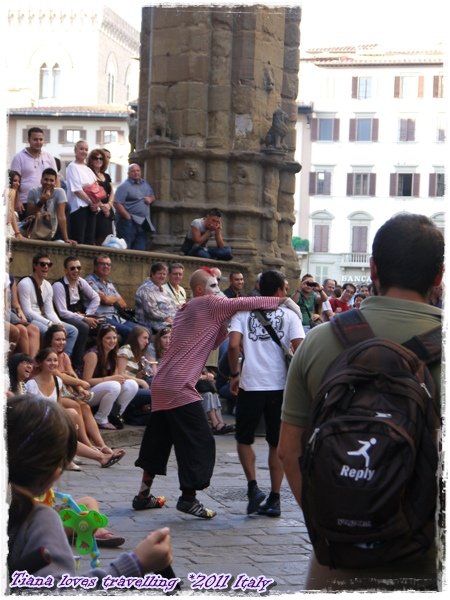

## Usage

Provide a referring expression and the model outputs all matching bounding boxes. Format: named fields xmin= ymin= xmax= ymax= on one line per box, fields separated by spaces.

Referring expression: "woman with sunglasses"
xmin=24 ymin=348 xmax=124 ymax=468
xmin=87 ymin=149 xmax=115 ymax=245
xmin=83 ymin=324 xmax=139 ymax=430
xmin=42 ymin=324 xmax=125 ymax=463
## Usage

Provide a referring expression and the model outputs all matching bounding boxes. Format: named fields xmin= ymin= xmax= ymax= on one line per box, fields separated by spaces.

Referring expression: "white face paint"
xmin=204 ymin=275 xmax=225 ymax=297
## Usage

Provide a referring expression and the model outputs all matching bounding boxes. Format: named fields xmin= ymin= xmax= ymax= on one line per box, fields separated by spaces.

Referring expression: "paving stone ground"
xmin=56 ymin=424 xmax=312 ymax=596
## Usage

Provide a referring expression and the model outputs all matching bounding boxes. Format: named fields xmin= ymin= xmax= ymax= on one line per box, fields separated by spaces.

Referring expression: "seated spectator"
xmin=135 ymin=262 xmax=177 ymax=333
xmin=163 ymin=263 xmax=187 ymax=307
xmin=23 ymin=348 xmax=124 ymax=468
xmin=118 ymin=326 xmax=153 ymax=426
xmin=152 ymin=325 xmax=172 ymax=366
xmin=223 ymin=271 xmax=245 ymax=298
xmin=16 ymin=252 xmax=78 ymax=356
xmin=6 ymin=259 xmax=40 ymax=357
xmin=7 ymin=395 xmax=173 ymax=578
xmin=85 ymin=254 xmax=136 ymax=342
xmin=82 ymin=324 xmax=139 ymax=430
xmin=24 ymin=168 xmax=75 ymax=244
xmin=180 ymin=208 xmax=233 ymax=261
xmin=6 ymin=353 xmax=33 ymax=397
xmin=53 ymin=256 xmax=101 ymax=371
xmin=42 ymin=324 xmax=125 ymax=464
xmin=196 ymin=368 xmax=235 ymax=435
xmin=330 ymin=282 xmax=356 ymax=313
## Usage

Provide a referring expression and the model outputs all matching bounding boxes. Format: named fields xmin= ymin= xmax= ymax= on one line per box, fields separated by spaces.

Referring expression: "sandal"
xmin=213 ymin=424 xmax=235 ymax=435
xmin=94 ymin=530 xmax=126 ymax=548
xmin=101 ymin=450 xmax=125 ymax=468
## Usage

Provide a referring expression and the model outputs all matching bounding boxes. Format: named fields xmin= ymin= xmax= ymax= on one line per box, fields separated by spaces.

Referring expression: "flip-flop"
xmin=98 ymin=422 xmax=116 ymax=430
xmin=95 ymin=530 xmax=126 ymax=548
xmin=101 ymin=451 xmax=125 ymax=468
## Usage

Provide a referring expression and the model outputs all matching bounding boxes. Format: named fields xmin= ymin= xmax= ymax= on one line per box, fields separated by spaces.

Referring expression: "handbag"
xmin=300 ymin=297 xmax=323 ymax=328
xmin=254 ymin=310 xmax=293 ymax=368
xmin=27 ymin=211 xmax=53 ymax=240
xmin=84 ymin=181 xmax=107 ymax=204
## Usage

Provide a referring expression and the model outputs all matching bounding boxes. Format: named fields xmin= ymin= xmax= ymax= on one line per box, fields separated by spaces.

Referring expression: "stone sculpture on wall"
xmin=264 ymin=108 xmax=289 ymax=151
xmin=150 ymin=101 xmax=172 ymax=140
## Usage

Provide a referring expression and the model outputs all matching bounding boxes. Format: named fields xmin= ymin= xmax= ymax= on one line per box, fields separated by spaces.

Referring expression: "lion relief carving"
xmin=151 ymin=101 xmax=171 ymax=139
xmin=264 ymin=109 xmax=289 ymax=150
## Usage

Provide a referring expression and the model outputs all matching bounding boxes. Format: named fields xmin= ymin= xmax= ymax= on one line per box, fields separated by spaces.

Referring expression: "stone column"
xmin=132 ymin=5 xmax=301 ymax=282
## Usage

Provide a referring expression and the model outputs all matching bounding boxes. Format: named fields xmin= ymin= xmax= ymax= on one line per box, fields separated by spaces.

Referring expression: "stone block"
xmin=282 ymin=72 xmax=299 ymax=99
xmin=279 ymin=171 xmax=297 ymax=194
xmin=172 ymin=158 xmax=206 ymax=182
xmin=211 ymin=29 xmax=233 ymax=58
xmin=284 ymin=20 xmax=301 ymax=47
xmin=206 ymin=160 xmax=228 ymax=182
xmin=183 ymin=109 xmax=207 ymax=136
xmin=284 ymin=47 xmax=300 ymax=72
xmin=206 ymin=182 xmax=228 ymax=203
xmin=209 ymin=85 xmax=232 ymax=111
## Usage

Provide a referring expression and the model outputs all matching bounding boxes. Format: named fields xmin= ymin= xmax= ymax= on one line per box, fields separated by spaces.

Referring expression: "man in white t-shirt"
xmin=228 ymin=270 xmax=304 ymax=517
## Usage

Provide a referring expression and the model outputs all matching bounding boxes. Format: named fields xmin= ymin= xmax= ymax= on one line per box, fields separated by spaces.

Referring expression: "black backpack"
xmin=300 ymin=310 xmax=441 ymax=569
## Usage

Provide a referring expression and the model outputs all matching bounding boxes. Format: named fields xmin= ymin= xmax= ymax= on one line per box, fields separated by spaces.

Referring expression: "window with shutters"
xmin=436 ymin=114 xmax=446 ymax=142
xmin=433 ymin=75 xmax=444 ymax=98
xmin=390 ymin=173 xmax=420 ymax=197
xmin=309 ymin=171 xmax=332 ymax=195
xmin=351 ymin=225 xmax=368 ymax=253
xmin=96 ymin=129 xmax=124 ymax=145
xmin=347 ymin=173 xmax=376 ymax=196
xmin=394 ymin=75 xmax=424 ymax=98
xmin=429 ymin=173 xmax=445 ymax=197
xmin=313 ymin=224 xmax=329 ymax=252
xmin=59 ymin=129 xmax=86 ymax=144
xmin=349 ymin=117 xmax=378 ymax=142
xmin=352 ymin=76 xmax=372 ymax=99
xmin=399 ymin=118 xmax=416 ymax=142
xmin=310 ymin=117 xmax=339 ymax=141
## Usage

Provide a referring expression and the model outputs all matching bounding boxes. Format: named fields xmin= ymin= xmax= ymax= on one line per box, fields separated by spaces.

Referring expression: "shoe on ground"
xmin=247 ymin=486 xmax=266 ymax=514
xmin=132 ymin=494 xmax=166 ymax=510
xmin=95 ymin=530 xmax=126 ymax=548
xmin=108 ymin=414 xmax=125 ymax=429
xmin=176 ymin=497 xmax=216 ymax=519
xmin=257 ymin=494 xmax=281 ymax=517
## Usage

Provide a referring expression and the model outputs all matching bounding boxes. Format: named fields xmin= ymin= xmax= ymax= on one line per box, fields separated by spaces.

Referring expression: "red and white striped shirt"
xmin=151 ymin=294 xmax=281 ymax=411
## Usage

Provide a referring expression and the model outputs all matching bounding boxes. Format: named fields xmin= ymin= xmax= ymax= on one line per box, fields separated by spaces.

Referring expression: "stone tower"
xmin=133 ymin=5 xmax=301 ymax=280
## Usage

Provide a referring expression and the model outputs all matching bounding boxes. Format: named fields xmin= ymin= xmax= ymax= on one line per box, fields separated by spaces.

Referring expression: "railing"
xmin=340 ymin=253 xmax=370 ymax=266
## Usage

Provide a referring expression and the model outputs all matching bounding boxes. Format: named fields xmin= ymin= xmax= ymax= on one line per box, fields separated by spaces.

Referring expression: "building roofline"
xmin=8 ymin=106 xmax=130 ymax=119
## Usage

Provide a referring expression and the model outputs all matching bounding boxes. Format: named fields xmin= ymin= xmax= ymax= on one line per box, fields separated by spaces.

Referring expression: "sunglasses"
xmin=92 ymin=156 xmax=104 ymax=161
xmin=38 ymin=261 xmax=52 ymax=268
xmin=69 ymin=266 xmax=82 ymax=271
xmin=97 ymin=262 xmax=111 ymax=267
xmin=99 ymin=324 xmax=116 ymax=331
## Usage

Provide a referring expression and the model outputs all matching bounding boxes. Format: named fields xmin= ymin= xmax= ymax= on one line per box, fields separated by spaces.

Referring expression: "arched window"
xmin=107 ymin=72 xmax=115 ymax=104
xmin=39 ymin=63 xmax=50 ymax=99
xmin=52 ymin=63 xmax=61 ymax=97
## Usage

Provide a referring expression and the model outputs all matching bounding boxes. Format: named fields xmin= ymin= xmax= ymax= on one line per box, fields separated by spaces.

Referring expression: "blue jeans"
xmin=104 ymin=316 xmax=136 ymax=344
xmin=116 ymin=218 xmax=150 ymax=251
xmin=188 ymin=245 xmax=233 ymax=261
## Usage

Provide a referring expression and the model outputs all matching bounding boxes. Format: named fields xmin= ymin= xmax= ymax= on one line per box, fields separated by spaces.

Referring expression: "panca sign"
xmin=341 ymin=275 xmax=371 ymax=283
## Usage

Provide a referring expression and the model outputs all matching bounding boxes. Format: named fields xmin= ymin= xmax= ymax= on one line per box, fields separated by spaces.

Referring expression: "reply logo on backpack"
xmin=300 ymin=310 xmax=441 ymax=569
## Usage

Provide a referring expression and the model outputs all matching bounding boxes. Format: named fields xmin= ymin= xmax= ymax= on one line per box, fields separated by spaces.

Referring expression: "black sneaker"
xmin=247 ymin=486 xmax=266 ymax=514
xmin=176 ymin=497 xmax=216 ymax=519
xmin=132 ymin=494 xmax=166 ymax=510
xmin=257 ymin=494 xmax=281 ymax=517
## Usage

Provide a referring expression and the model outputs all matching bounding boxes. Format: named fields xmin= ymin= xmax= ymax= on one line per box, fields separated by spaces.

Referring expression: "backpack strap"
xmin=254 ymin=310 xmax=292 ymax=362
xmin=403 ymin=326 xmax=442 ymax=365
xmin=20 ymin=276 xmax=44 ymax=313
xmin=331 ymin=310 xmax=375 ymax=347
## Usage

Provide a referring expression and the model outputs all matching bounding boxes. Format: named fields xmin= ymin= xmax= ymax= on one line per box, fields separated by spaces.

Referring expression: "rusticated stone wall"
xmin=133 ymin=5 xmax=302 ymax=282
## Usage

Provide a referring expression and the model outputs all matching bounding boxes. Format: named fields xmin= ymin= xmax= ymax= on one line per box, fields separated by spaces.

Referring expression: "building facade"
xmin=294 ymin=44 xmax=445 ymax=285
xmin=5 ymin=3 xmax=140 ymax=183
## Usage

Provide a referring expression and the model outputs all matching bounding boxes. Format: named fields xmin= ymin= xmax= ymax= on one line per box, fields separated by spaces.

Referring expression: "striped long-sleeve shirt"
xmin=151 ymin=294 xmax=281 ymax=411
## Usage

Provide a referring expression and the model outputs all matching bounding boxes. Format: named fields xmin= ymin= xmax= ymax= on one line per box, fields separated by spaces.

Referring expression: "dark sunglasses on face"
xmin=38 ymin=261 xmax=52 ymax=268
xmin=69 ymin=266 xmax=82 ymax=271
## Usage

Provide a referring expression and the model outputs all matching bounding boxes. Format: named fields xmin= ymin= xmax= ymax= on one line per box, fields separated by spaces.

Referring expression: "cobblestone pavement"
xmin=56 ymin=425 xmax=312 ymax=596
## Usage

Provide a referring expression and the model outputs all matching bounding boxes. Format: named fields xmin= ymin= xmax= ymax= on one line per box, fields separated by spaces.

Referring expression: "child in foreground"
xmin=7 ymin=394 xmax=172 ymax=582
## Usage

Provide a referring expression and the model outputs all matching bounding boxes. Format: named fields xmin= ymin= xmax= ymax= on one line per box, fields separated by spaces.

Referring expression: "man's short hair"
xmin=42 ymin=168 xmax=57 ymax=179
xmin=259 ymin=270 xmax=285 ymax=296
xmin=372 ymin=214 xmax=444 ymax=296
xmin=150 ymin=261 xmax=168 ymax=275
xmin=168 ymin=262 xmax=184 ymax=273
xmin=205 ymin=208 xmax=222 ymax=218
xmin=301 ymin=273 xmax=313 ymax=282
xmin=229 ymin=271 xmax=243 ymax=280
xmin=64 ymin=256 xmax=80 ymax=268
xmin=323 ymin=278 xmax=336 ymax=286
xmin=28 ymin=127 xmax=44 ymax=139
xmin=94 ymin=254 xmax=111 ymax=266
xmin=32 ymin=252 xmax=50 ymax=266
xmin=342 ymin=283 xmax=356 ymax=293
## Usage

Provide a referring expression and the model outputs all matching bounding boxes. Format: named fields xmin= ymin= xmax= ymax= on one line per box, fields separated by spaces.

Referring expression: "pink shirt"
xmin=10 ymin=148 xmax=57 ymax=204
xmin=151 ymin=295 xmax=281 ymax=412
